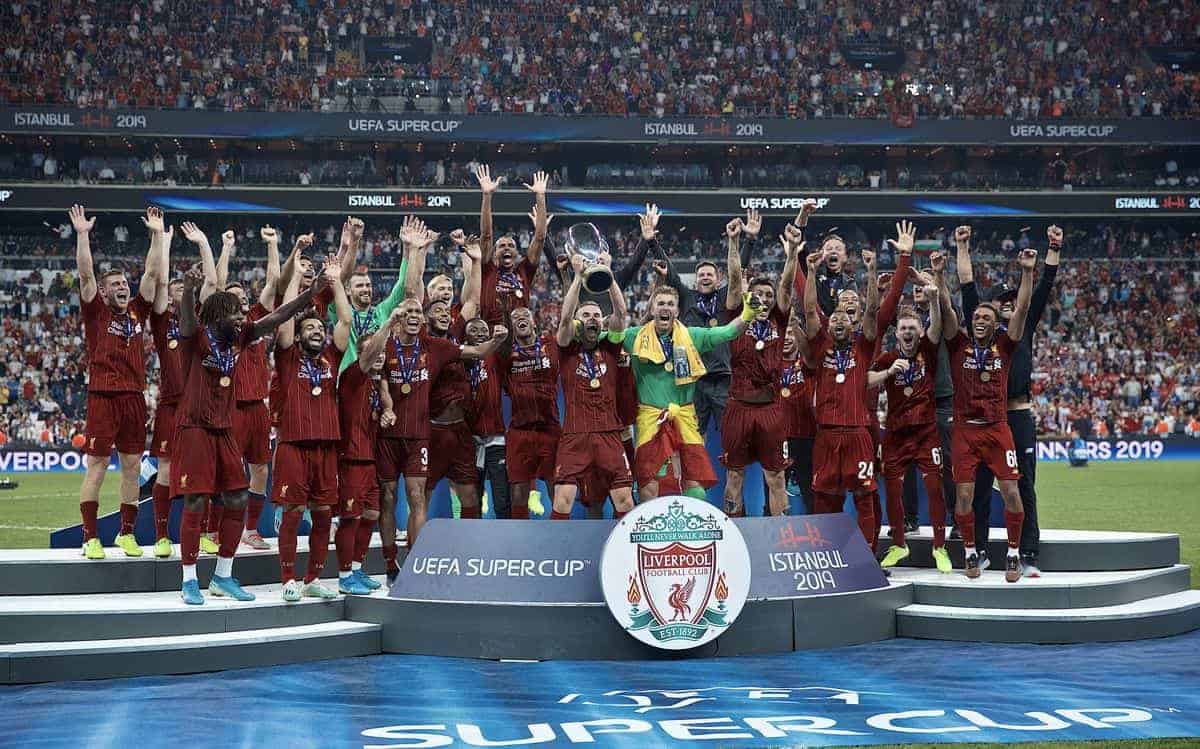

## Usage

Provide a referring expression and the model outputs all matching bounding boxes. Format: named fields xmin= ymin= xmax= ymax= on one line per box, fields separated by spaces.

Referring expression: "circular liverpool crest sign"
xmin=600 ymin=496 xmax=751 ymax=650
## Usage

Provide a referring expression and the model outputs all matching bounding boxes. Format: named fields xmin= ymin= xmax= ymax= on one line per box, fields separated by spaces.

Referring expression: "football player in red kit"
xmin=475 ymin=166 xmax=551 ymax=326
xmin=941 ymin=247 xmax=1037 ymax=582
xmin=501 ymin=306 xmax=561 ymax=518
xmin=870 ymin=261 xmax=953 ymax=572
xmin=377 ymin=297 xmax=507 ymax=584
xmin=802 ymin=246 xmax=884 ymax=547
xmin=147 ymin=213 xmax=182 ymax=558
xmin=172 ymin=253 xmax=327 ymax=605
xmin=74 ymin=205 xmax=163 ymax=559
xmin=551 ymin=252 xmax=634 ymax=519
xmin=779 ymin=318 xmax=817 ymax=514
xmin=462 ymin=317 xmax=511 ymax=517
xmin=272 ymin=260 xmax=350 ymax=602
xmin=334 ymin=317 xmax=398 ymax=595
xmin=720 ymin=214 xmax=800 ymax=517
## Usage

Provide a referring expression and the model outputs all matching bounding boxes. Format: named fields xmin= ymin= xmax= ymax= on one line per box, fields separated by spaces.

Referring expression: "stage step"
xmin=897 ymin=589 xmax=1200 ymax=644
xmin=0 ymin=620 xmax=382 ymax=684
xmin=879 ymin=527 xmax=1179 ymax=571
xmin=0 ymin=577 xmax=387 ymax=644
xmin=0 ymin=534 xmax=404 ymax=595
xmin=889 ymin=565 xmax=1192 ymax=609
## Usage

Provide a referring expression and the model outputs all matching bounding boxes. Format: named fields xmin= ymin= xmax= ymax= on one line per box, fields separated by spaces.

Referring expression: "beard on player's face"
xmin=218 ymin=310 xmax=245 ymax=341
xmin=577 ymin=307 xmax=603 ymax=345
xmin=300 ymin=321 xmax=326 ymax=353
xmin=511 ymin=311 xmax=535 ymax=342
xmin=496 ymin=238 xmax=518 ymax=269
xmin=783 ymin=329 xmax=797 ymax=359
xmin=829 ymin=312 xmax=852 ymax=342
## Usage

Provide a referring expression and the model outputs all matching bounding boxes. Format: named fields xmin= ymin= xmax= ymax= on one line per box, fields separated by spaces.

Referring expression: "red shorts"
xmin=83 ymin=391 xmax=146 ymax=457
xmin=338 ymin=460 xmax=380 ymax=515
xmin=812 ymin=426 xmax=877 ymax=495
xmin=272 ymin=441 xmax=338 ymax=507
xmin=506 ymin=426 xmax=560 ymax=484
xmin=952 ymin=421 xmax=1020 ymax=484
xmin=555 ymin=431 xmax=633 ymax=494
xmin=376 ymin=437 xmax=429 ymax=482
xmin=234 ymin=400 xmax=271 ymax=465
xmin=151 ymin=400 xmax=178 ymax=458
xmin=882 ymin=421 xmax=943 ymax=480
xmin=720 ymin=400 xmax=789 ymax=472
xmin=170 ymin=427 xmax=248 ymax=497
xmin=428 ymin=421 xmax=477 ymax=486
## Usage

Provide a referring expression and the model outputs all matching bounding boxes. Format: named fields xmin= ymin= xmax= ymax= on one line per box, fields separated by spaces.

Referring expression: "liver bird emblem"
xmin=667 ymin=577 xmax=696 ymax=622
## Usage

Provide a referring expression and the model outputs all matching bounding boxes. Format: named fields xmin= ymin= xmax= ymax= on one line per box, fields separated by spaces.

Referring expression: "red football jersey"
xmin=381 ymin=332 xmax=461 ymax=439
xmin=273 ymin=344 xmax=340 ymax=443
xmin=559 ymin=339 xmax=624 ymax=434
xmin=177 ymin=323 xmax=256 ymax=430
xmin=430 ymin=359 xmax=471 ymax=418
xmin=82 ymin=294 xmax=151 ymax=394
xmin=465 ymin=355 xmax=505 ymax=437
xmin=337 ymin=365 xmax=382 ymax=461
xmin=500 ymin=334 xmax=561 ymax=430
xmin=729 ymin=304 xmax=789 ymax=403
xmin=233 ymin=303 xmax=271 ymax=403
xmin=808 ymin=324 xmax=875 ymax=428
xmin=273 ymin=286 xmax=333 ymax=321
xmin=480 ymin=258 xmax=534 ymax=326
xmin=947 ymin=330 xmax=1017 ymax=423
xmin=150 ymin=308 xmax=185 ymax=405
xmin=779 ymin=359 xmax=816 ymax=439
xmin=874 ymin=338 xmax=939 ymax=432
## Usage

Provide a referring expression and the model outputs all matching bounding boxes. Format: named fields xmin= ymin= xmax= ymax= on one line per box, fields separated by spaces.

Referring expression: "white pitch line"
xmin=0 ymin=524 xmax=58 ymax=531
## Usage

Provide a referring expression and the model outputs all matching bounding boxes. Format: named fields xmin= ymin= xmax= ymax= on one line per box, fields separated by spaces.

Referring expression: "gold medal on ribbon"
xmin=167 ymin=339 xmax=179 ymax=350
xmin=754 ymin=340 xmax=765 ymax=351
xmin=400 ymin=383 xmax=413 ymax=395
xmin=589 ymin=378 xmax=601 ymax=389
xmin=708 ymin=318 xmax=718 ymax=327
xmin=980 ymin=371 xmax=991 ymax=382
xmin=903 ymin=386 xmax=914 ymax=397
xmin=311 ymin=386 xmax=322 ymax=397
xmin=664 ymin=362 xmax=674 ymax=372
xmin=835 ymin=373 xmax=846 ymax=384
xmin=219 ymin=376 xmax=232 ymax=388
xmin=781 ymin=387 xmax=791 ymax=398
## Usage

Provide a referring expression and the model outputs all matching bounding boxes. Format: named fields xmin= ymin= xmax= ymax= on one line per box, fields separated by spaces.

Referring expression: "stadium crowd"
xmin=2 ymin=219 xmax=1197 ymax=451
xmin=2 ymin=0 xmax=1197 ymax=118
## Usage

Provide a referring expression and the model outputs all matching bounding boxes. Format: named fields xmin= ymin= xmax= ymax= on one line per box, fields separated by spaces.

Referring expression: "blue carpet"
xmin=3 ymin=633 xmax=1199 ymax=747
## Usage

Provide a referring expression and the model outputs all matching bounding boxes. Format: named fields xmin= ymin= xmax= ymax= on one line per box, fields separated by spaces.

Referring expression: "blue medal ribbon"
xmin=393 ymin=336 xmax=420 ymax=386
xmin=352 ymin=307 xmax=375 ymax=340
xmin=465 ymin=359 xmax=484 ymax=389
xmin=204 ymin=328 xmax=236 ymax=375
xmin=657 ymin=332 xmax=673 ymax=363
xmin=971 ymin=339 xmax=991 ymax=375
xmin=696 ymin=292 xmax=717 ymax=320
xmin=167 ymin=314 xmax=179 ymax=344
xmin=513 ymin=337 xmax=543 ymax=368
xmin=751 ymin=319 xmax=771 ymax=345
xmin=300 ymin=354 xmax=325 ymax=390
xmin=581 ymin=349 xmax=600 ymax=382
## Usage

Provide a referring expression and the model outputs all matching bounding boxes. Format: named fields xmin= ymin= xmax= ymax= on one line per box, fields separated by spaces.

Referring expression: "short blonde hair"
xmin=426 ymin=274 xmax=453 ymax=295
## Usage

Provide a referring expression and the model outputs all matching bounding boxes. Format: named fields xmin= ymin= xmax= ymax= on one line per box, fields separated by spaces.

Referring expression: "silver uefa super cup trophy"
xmin=564 ymin=222 xmax=614 ymax=293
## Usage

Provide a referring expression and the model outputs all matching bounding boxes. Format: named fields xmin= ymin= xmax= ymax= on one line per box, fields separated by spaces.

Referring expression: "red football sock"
xmin=924 ymin=472 xmax=947 ymax=548
xmin=335 ymin=515 xmax=359 ymax=572
xmin=118 ymin=503 xmax=138 ymax=535
xmin=813 ymin=491 xmax=842 ymax=514
xmin=884 ymin=477 xmax=907 ymax=547
xmin=550 ymin=510 xmax=571 ymax=520
xmin=305 ymin=508 xmax=332 ymax=583
xmin=152 ymin=484 xmax=171 ymax=540
xmin=852 ymin=493 xmax=877 ymax=551
xmin=244 ymin=492 xmax=266 ymax=535
xmin=381 ymin=536 xmax=399 ymax=573
xmin=80 ymin=500 xmax=99 ymax=542
xmin=354 ymin=518 xmax=375 ymax=564
xmin=1004 ymin=510 xmax=1025 ymax=550
xmin=180 ymin=506 xmax=203 ymax=566
xmin=511 ymin=499 xmax=530 ymax=519
xmin=870 ymin=490 xmax=882 ymax=548
xmin=955 ymin=511 xmax=976 ymax=550
xmin=218 ymin=507 xmax=245 ymax=560
xmin=278 ymin=509 xmax=302 ymax=583
xmin=460 ymin=504 xmax=481 ymax=519
xmin=206 ymin=501 xmax=224 ymax=536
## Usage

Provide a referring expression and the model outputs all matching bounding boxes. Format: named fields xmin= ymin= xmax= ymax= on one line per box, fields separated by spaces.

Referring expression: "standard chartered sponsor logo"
xmin=409 ymin=555 xmax=590 ymax=577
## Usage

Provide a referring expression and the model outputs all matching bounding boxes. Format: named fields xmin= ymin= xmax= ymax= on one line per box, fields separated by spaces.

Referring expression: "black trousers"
xmin=694 ymin=373 xmax=730 ymax=438
xmin=785 ymin=436 xmax=815 ymax=515
xmin=479 ymin=443 xmax=512 ymax=519
xmin=972 ymin=408 xmax=1039 ymax=560
xmin=903 ymin=397 xmax=956 ymax=524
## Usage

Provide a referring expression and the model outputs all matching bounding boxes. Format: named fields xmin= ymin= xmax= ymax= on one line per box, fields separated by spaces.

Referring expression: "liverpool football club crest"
xmin=600 ymin=496 xmax=751 ymax=650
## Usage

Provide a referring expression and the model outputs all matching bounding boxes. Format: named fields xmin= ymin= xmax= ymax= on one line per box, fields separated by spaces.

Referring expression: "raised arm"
xmin=724 ymin=216 xmax=745 ymax=311
xmin=215 ymin=230 xmax=235 ymax=289
xmin=138 ymin=206 xmax=164 ymax=304
xmin=861 ymin=248 xmax=880 ymax=342
xmin=777 ymin=231 xmax=801 ymax=312
xmin=461 ymin=324 xmax=510 ymax=360
xmin=802 ymin=249 xmax=824 ymax=340
xmin=274 ymin=261 xmax=302 ymax=352
xmin=931 ymin=250 xmax=959 ymax=341
xmin=327 ymin=261 xmax=352 ymax=353
xmin=524 ymin=171 xmax=552 ymax=269
xmin=615 ymin=204 xmax=662 ymax=288
xmin=954 ymin=225 xmax=974 ymax=286
xmin=339 ymin=217 xmax=364 ymax=283
xmin=278 ymin=232 xmax=315 ymax=294
xmin=474 ymin=164 xmax=502 ymax=265
xmin=1006 ymin=249 xmax=1038 ymax=343
xmin=179 ymin=222 xmax=220 ymax=302
xmin=70 ymin=205 xmax=98 ymax=304
xmin=459 ymin=234 xmax=482 ymax=320
xmin=1025 ymin=224 xmax=1063 ymax=335
xmin=607 ymin=255 xmax=628 ymax=332
xmin=153 ymin=223 xmax=174 ymax=315
xmin=178 ymin=265 xmax=203 ymax=338
xmin=924 ymin=282 xmax=943 ymax=344
xmin=557 ymin=259 xmax=585 ymax=347
xmin=400 ymin=215 xmax=432 ymax=300
xmin=259 ymin=225 xmax=281 ymax=310
xmin=879 ymin=220 xmax=915 ymax=331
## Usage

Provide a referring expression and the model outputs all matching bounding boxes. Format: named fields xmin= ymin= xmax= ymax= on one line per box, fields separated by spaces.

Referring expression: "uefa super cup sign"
xmin=564 ymin=222 xmax=615 ymax=294
xmin=600 ymin=496 xmax=751 ymax=650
